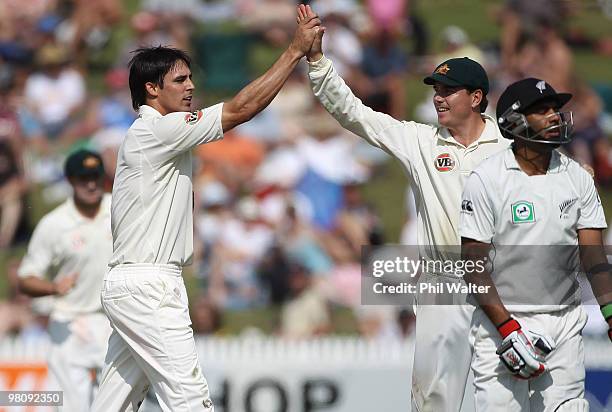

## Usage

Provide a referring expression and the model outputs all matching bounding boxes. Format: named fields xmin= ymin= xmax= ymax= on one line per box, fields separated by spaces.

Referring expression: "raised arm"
xmin=221 ymin=7 xmax=321 ymax=132
xmin=301 ymin=5 xmax=409 ymax=156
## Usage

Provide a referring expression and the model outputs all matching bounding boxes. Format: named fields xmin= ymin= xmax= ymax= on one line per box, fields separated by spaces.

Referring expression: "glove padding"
xmin=496 ymin=318 xmax=555 ymax=379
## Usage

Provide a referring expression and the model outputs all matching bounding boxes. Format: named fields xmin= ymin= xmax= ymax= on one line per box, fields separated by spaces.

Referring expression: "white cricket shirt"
xmin=308 ymin=56 xmax=511 ymax=260
xmin=459 ymin=147 xmax=607 ymax=311
xmin=109 ymin=104 xmax=224 ymax=267
xmin=18 ymin=195 xmax=113 ymax=321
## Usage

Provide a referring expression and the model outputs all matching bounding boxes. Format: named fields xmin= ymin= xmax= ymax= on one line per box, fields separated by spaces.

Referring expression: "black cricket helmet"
xmin=496 ymin=78 xmax=573 ymax=145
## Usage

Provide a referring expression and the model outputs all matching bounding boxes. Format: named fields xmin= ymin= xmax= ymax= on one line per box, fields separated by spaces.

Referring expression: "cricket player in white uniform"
xmin=18 ymin=149 xmax=113 ymax=412
xmin=91 ymin=12 xmax=322 ymax=412
xmin=460 ymin=78 xmax=612 ymax=411
xmin=298 ymin=5 xmax=510 ymax=411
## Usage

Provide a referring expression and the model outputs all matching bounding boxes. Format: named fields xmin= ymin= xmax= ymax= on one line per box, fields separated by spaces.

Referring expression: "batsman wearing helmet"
xmin=460 ymin=78 xmax=612 ymax=411
xmin=298 ymin=4 xmax=511 ymax=411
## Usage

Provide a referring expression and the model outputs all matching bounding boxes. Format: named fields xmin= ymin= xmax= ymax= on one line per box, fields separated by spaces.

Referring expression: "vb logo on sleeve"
xmin=511 ymin=201 xmax=535 ymax=224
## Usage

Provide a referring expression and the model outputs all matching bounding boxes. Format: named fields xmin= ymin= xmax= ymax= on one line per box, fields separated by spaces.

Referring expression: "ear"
xmin=471 ymin=89 xmax=483 ymax=110
xmin=144 ymin=82 xmax=159 ymax=99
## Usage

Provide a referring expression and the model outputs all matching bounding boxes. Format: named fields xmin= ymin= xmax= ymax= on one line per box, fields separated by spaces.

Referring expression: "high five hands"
xmin=288 ymin=4 xmax=324 ymax=58
xmin=297 ymin=4 xmax=325 ymax=62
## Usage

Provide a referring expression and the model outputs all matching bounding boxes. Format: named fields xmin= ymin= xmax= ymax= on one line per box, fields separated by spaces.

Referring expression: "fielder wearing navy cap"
xmin=64 ymin=149 xmax=105 ymax=178
xmin=423 ymin=57 xmax=489 ymax=95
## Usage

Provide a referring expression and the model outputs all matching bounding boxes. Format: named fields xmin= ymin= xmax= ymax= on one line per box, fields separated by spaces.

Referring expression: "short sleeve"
xmin=151 ymin=102 xmax=224 ymax=153
xmin=459 ymin=172 xmax=495 ymax=243
xmin=18 ymin=217 xmax=55 ymax=279
xmin=577 ymin=173 xmax=607 ymax=230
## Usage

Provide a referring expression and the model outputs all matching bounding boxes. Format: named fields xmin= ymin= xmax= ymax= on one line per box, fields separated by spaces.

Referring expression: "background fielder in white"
xmin=460 ymin=78 xmax=612 ymax=411
xmin=18 ymin=149 xmax=113 ymax=412
xmin=92 ymin=12 xmax=323 ymax=412
xmin=299 ymin=5 xmax=510 ymax=411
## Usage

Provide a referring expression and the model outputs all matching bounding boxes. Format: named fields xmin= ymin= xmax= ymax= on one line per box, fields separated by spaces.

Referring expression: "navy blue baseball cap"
xmin=424 ymin=57 xmax=489 ymax=95
xmin=64 ymin=149 xmax=105 ymax=178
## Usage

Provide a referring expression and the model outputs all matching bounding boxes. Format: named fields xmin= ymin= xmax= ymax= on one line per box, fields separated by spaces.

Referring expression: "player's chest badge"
xmin=71 ymin=232 xmax=86 ymax=250
xmin=511 ymin=201 xmax=535 ymax=224
xmin=558 ymin=197 xmax=578 ymax=219
xmin=434 ymin=153 xmax=456 ymax=172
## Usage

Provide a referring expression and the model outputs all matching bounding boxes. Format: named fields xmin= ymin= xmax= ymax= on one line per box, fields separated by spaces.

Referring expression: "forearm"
xmin=18 ymin=276 xmax=58 ymax=297
xmin=222 ymin=47 xmax=302 ymax=132
xmin=462 ymin=240 xmax=511 ymax=328
xmin=308 ymin=56 xmax=403 ymax=150
xmin=464 ymin=271 xmax=511 ymax=327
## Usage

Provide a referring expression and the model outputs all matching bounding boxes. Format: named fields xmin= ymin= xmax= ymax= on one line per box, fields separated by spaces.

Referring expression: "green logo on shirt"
xmin=511 ymin=201 xmax=535 ymax=224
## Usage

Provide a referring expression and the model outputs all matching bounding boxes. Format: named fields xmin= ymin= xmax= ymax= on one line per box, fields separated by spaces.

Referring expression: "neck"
xmin=512 ymin=142 xmax=552 ymax=176
xmin=74 ymin=198 xmax=101 ymax=219
xmin=448 ymin=114 xmax=486 ymax=147
xmin=147 ymin=100 xmax=168 ymax=116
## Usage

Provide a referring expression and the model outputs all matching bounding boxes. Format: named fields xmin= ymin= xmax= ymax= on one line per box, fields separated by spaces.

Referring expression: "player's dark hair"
xmin=128 ymin=46 xmax=191 ymax=111
xmin=467 ymin=87 xmax=488 ymax=113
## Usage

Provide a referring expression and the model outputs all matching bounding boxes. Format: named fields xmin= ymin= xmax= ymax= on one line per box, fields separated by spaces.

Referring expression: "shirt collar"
xmin=437 ymin=114 xmax=501 ymax=146
xmin=504 ymin=144 xmax=562 ymax=173
xmin=138 ymin=105 xmax=163 ymax=118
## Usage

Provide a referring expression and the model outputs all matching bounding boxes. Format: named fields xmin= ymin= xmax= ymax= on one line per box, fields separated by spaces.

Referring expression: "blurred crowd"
xmin=1 ymin=0 xmax=612 ymax=341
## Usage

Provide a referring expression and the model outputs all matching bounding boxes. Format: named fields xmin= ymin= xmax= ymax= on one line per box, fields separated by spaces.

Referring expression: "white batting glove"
xmin=495 ymin=318 xmax=555 ymax=379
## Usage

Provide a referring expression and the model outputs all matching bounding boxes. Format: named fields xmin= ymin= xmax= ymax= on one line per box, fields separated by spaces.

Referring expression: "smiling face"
xmin=432 ymin=82 xmax=480 ymax=129
xmin=145 ymin=59 xmax=194 ymax=115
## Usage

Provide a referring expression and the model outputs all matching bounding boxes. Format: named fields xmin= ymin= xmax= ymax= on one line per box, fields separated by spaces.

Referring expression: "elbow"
xmin=223 ymin=101 xmax=257 ymax=131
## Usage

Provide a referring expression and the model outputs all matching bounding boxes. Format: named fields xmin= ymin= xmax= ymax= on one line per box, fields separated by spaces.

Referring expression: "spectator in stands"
xmin=314 ymin=4 xmax=362 ymax=79
xmin=498 ymin=0 xmax=569 ymax=68
xmin=513 ymin=20 xmax=573 ymax=92
xmin=280 ymin=263 xmax=332 ymax=338
xmin=22 ymin=43 xmax=85 ymax=142
xmin=0 ymin=69 xmax=27 ymax=249
xmin=436 ymin=25 xmax=485 ymax=65
xmin=238 ymin=0 xmax=296 ymax=47
xmin=0 ymin=142 xmax=25 ymax=249
xmin=353 ymin=27 xmax=407 ymax=118
xmin=0 ymin=258 xmax=47 ymax=341
xmin=191 ymin=295 xmax=222 ymax=335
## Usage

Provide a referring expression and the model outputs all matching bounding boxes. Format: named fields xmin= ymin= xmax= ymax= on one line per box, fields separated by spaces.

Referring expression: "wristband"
xmin=497 ymin=317 xmax=521 ymax=339
xmin=601 ymin=303 xmax=612 ymax=322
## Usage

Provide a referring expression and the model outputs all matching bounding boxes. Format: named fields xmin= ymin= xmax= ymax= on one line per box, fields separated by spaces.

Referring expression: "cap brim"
xmin=554 ymin=93 xmax=572 ymax=109
xmin=423 ymin=73 xmax=464 ymax=87
xmin=523 ymin=92 xmax=573 ymax=112
xmin=71 ymin=170 xmax=104 ymax=178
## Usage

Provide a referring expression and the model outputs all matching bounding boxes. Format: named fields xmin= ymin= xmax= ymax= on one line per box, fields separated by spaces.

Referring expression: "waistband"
xmin=107 ymin=263 xmax=182 ymax=277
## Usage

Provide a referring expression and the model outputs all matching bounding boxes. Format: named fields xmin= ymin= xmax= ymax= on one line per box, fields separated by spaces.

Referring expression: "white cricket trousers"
xmin=91 ymin=264 xmax=214 ymax=412
xmin=470 ymin=305 xmax=587 ymax=411
xmin=412 ymin=304 xmax=475 ymax=412
xmin=47 ymin=312 xmax=111 ymax=412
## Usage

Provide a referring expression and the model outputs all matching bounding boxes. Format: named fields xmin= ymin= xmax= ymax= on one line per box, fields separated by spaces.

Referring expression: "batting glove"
xmin=495 ymin=318 xmax=555 ymax=379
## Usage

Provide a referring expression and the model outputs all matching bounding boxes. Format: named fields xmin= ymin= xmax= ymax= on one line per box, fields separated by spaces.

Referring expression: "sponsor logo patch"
xmin=184 ymin=110 xmax=202 ymax=125
xmin=511 ymin=201 xmax=535 ymax=224
xmin=461 ymin=199 xmax=473 ymax=214
xmin=434 ymin=153 xmax=455 ymax=172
